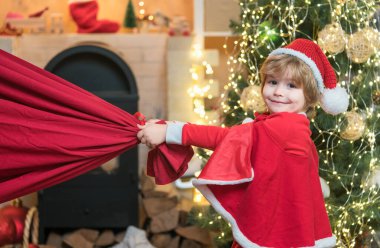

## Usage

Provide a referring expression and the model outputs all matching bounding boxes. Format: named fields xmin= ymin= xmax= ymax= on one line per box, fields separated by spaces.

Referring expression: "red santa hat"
xmin=269 ymin=38 xmax=349 ymax=115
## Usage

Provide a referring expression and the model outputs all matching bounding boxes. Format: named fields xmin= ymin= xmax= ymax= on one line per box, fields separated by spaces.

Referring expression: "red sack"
xmin=0 ymin=50 xmax=192 ymax=203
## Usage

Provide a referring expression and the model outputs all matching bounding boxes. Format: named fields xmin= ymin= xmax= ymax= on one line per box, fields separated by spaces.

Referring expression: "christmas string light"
xmin=187 ymin=44 xmax=218 ymax=125
xmin=138 ymin=0 xmax=145 ymax=19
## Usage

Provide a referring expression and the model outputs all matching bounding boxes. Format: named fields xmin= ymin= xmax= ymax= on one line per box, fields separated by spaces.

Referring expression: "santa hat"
xmin=269 ymin=38 xmax=349 ymax=115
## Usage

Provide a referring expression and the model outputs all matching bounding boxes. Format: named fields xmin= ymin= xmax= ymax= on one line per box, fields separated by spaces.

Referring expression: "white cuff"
xmin=165 ymin=122 xmax=186 ymax=145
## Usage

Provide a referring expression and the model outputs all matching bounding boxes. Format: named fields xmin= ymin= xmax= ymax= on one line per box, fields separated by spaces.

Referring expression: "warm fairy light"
xmin=137 ymin=0 xmax=146 ymax=19
xmin=188 ymin=45 xmax=217 ymax=125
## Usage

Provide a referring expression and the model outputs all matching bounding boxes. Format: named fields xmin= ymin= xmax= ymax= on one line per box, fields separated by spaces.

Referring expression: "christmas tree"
xmin=124 ymin=0 xmax=137 ymax=28
xmin=189 ymin=0 xmax=380 ymax=247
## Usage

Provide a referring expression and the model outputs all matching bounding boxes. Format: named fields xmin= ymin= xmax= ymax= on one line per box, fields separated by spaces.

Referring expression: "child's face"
xmin=262 ymin=70 xmax=307 ymax=114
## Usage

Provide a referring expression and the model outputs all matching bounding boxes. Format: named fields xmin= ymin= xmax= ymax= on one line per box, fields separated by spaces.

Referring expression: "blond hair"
xmin=259 ymin=54 xmax=320 ymax=118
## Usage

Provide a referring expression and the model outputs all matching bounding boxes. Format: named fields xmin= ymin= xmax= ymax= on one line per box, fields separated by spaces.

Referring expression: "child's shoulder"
xmin=254 ymin=112 xmax=309 ymax=127
xmin=256 ymin=112 xmax=312 ymax=154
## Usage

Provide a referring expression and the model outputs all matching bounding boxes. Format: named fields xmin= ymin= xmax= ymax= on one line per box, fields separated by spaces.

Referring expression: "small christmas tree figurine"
xmin=124 ymin=0 xmax=137 ymax=29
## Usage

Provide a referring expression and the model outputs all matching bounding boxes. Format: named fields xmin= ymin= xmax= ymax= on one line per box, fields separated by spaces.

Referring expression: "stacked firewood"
xmin=45 ymin=229 xmax=125 ymax=248
xmin=140 ymin=173 xmax=213 ymax=248
xmin=39 ymin=173 xmax=213 ymax=248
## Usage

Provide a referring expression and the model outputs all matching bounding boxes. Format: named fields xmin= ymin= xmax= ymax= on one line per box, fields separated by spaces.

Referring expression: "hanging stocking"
xmin=69 ymin=0 xmax=120 ymax=33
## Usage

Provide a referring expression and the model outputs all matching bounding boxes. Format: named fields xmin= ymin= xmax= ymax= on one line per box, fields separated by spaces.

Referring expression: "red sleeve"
xmin=182 ymin=124 xmax=229 ymax=150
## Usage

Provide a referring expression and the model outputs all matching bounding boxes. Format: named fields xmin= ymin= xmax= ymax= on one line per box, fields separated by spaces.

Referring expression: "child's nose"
xmin=273 ymin=85 xmax=284 ymax=96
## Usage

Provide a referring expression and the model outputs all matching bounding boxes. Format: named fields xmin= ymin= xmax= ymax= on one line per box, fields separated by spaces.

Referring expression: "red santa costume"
xmin=156 ymin=39 xmax=350 ymax=247
xmin=166 ymin=113 xmax=335 ymax=247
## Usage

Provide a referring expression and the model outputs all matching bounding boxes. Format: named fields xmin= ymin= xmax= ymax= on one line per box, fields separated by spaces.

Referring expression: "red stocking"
xmin=69 ymin=0 xmax=119 ymax=33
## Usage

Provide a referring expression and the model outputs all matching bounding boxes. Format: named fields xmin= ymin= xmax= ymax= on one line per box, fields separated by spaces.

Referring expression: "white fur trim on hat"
xmin=269 ymin=48 xmax=325 ymax=93
xmin=320 ymin=86 xmax=349 ymax=115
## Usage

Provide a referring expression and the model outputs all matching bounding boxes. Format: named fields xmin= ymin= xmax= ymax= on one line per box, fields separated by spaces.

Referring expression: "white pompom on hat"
xmin=269 ymin=38 xmax=349 ymax=115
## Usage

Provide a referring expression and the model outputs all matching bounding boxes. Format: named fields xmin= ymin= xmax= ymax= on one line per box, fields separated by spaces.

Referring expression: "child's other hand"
xmin=137 ymin=122 xmax=167 ymax=149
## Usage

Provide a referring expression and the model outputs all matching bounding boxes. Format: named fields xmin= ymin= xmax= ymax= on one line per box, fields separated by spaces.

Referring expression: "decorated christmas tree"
xmin=189 ymin=0 xmax=380 ymax=247
xmin=124 ymin=0 xmax=137 ymax=28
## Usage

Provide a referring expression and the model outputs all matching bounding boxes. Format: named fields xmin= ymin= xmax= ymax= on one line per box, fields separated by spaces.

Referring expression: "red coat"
xmin=182 ymin=113 xmax=336 ymax=247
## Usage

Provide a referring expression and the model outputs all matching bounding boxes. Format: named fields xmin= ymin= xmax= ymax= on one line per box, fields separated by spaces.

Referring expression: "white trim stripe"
xmin=269 ymin=48 xmax=325 ymax=93
xmin=192 ymin=168 xmax=336 ymax=247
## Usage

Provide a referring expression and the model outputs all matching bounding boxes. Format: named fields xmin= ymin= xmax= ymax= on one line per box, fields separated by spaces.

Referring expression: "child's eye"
xmin=268 ymin=80 xmax=277 ymax=85
xmin=288 ymin=83 xmax=297 ymax=88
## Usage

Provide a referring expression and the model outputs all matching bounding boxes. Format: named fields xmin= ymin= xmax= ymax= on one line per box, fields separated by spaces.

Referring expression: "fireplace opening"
xmin=38 ymin=44 xmax=139 ymax=242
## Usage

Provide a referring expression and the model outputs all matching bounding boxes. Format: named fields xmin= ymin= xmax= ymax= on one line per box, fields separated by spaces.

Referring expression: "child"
xmin=138 ymin=39 xmax=349 ymax=247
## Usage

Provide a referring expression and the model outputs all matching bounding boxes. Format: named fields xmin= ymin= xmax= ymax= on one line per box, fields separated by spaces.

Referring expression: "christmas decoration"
xmin=240 ymin=85 xmax=266 ymax=113
xmin=0 ymin=215 xmax=16 ymax=245
xmin=258 ymin=21 xmax=280 ymax=42
xmin=363 ymin=27 xmax=380 ymax=50
xmin=318 ymin=23 xmax=346 ymax=54
xmin=5 ymin=9 xmax=47 ymax=34
xmin=346 ymin=30 xmax=375 ymax=63
xmin=137 ymin=0 xmax=146 ymax=19
xmin=0 ymin=199 xmax=28 ymax=245
xmin=124 ymin=0 xmax=137 ymax=29
xmin=373 ymin=90 xmax=380 ymax=105
xmin=340 ymin=110 xmax=366 ymax=141
xmin=169 ymin=16 xmax=190 ymax=36
xmin=69 ymin=0 xmax=119 ymax=33
xmin=28 ymin=7 xmax=49 ymax=18
xmin=0 ymin=23 xmax=22 ymax=36
xmin=187 ymin=45 xmax=218 ymax=124
xmin=367 ymin=167 xmax=380 ymax=188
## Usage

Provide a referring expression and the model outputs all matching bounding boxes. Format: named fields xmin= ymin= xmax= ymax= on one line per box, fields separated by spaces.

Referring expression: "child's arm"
xmin=166 ymin=122 xmax=229 ymax=150
xmin=182 ymin=124 xmax=229 ymax=150
xmin=138 ymin=121 xmax=230 ymax=150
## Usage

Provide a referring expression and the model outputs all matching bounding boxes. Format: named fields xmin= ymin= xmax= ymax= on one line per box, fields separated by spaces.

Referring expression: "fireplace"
xmin=0 ymin=33 xmax=196 ymax=243
xmin=38 ymin=44 xmax=139 ymax=240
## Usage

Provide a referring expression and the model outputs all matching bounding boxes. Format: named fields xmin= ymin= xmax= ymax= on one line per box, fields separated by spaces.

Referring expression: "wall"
xmin=0 ymin=0 xmax=194 ymax=33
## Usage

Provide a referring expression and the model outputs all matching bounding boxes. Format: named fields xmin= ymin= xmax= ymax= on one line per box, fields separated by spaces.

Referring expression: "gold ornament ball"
xmin=318 ymin=23 xmax=346 ymax=54
xmin=362 ymin=27 xmax=380 ymax=50
xmin=240 ymin=85 xmax=266 ymax=113
xmin=346 ymin=30 xmax=376 ymax=63
xmin=340 ymin=111 xmax=366 ymax=141
xmin=373 ymin=90 xmax=380 ymax=105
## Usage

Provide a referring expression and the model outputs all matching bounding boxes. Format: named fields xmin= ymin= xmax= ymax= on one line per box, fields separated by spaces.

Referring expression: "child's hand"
xmin=137 ymin=121 xmax=167 ymax=149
